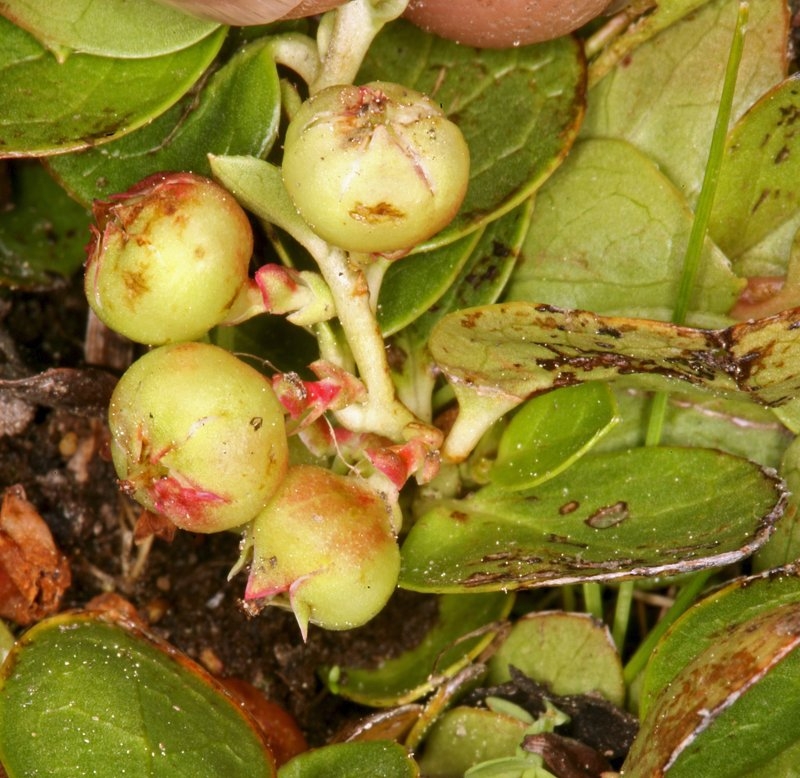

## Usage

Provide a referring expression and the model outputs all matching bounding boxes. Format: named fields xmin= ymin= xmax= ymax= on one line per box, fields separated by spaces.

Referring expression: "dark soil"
xmin=0 ymin=274 xmax=437 ymax=747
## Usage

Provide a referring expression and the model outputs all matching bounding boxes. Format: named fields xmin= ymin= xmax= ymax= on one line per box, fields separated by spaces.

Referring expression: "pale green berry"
xmin=282 ymin=81 xmax=470 ymax=254
xmin=109 ymin=342 xmax=288 ymax=533
xmin=85 ymin=172 xmax=253 ymax=345
xmin=246 ymin=465 xmax=400 ymax=636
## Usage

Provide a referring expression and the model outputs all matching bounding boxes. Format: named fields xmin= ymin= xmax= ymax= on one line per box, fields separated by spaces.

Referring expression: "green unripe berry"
xmin=85 ymin=172 xmax=253 ymax=345
xmin=282 ymin=81 xmax=470 ymax=254
xmin=246 ymin=465 xmax=400 ymax=636
xmin=109 ymin=342 xmax=288 ymax=533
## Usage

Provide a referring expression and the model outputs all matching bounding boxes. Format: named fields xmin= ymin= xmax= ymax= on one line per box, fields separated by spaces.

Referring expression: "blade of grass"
xmin=583 ymin=583 xmax=604 ymax=621
xmin=645 ymin=1 xmax=748 ymax=444
xmin=670 ymin=1 xmax=749 ymax=326
xmin=623 ymin=2 xmax=750 ymax=655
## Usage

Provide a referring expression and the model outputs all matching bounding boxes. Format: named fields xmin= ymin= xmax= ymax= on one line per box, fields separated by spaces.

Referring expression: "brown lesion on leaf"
xmin=750 ymin=188 xmax=771 ymax=213
xmin=777 ymin=101 xmax=800 ymax=127
xmin=774 ymin=145 xmax=791 ymax=164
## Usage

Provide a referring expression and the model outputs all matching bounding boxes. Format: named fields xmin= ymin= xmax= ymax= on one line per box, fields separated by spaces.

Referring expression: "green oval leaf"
xmin=358 ymin=20 xmax=585 ymax=249
xmin=505 ymin=138 xmax=743 ymax=323
xmin=278 ymin=741 xmax=418 ymax=778
xmin=386 ymin=199 xmax=533 ymax=341
xmin=582 ymin=0 xmax=788 ymax=205
xmin=488 ymin=611 xmax=624 ymax=708
xmin=0 ymin=0 xmax=220 ymax=60
xmin=47 ymin=38 xmax=282 ymax=206
xmin=416 ymin=707 xmax=529 ymax=777
xmin=625 ymin=569 xmax=800 ymax=776
xmin=0 ymin=612 xmax=276 ymax=777
xmin=399 ymin=447 xmax=786 ymax=593
xmin=326 ymin=593 xmax=512 ymax=707
xmin=491 ymin=383 xmax=618 ymax=491
xmin=0 ymin=16 xmax=226 ymax=157
xmin=709 ymin=74 xmax=800 ymax=260
xmin=377 ymin=229 xmax=484 ymax=337
xmin=430 ymin=302 xmax=800 ymax=459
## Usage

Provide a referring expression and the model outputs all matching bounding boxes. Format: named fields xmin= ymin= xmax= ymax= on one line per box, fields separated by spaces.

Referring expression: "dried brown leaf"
xmin=0 ymin=484 xmax=71 ymax=625
xmin=523 ymin=731 xmax=613 ymax=778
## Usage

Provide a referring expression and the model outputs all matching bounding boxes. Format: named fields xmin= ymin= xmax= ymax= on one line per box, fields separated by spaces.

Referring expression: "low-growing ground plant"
xmin=1 ymin=0 xmax=799 ymax=775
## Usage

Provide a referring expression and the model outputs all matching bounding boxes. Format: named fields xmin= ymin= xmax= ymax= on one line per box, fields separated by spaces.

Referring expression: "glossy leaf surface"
xmin=0 ymin=612 xmax=276 ymax=777
xmin=0 ymin=17 xmax=226 ymax=157
xmin=639 ymin=567 xmax=800 ymax=716
xmin=47 ymin=38 xmax=281 ymax=206
xmin=278 ymin=741 xmax=418 ymax=778
xmin=326 ymin=593 xmax=512 ymax=706
xmin=491 ymin=382 xmax=618 ymax=491
xmin=400 ymin=447 xmax=785 ymax=593
xmin=388 ymin=200 xmax=534 ymax=340
xmin=625 ymin=568 xmax=800 ymax=776
xmin=0 ymin=0 xmax=219 ymax=59
xmin=377 ymin=229 xmax=484 ymax=337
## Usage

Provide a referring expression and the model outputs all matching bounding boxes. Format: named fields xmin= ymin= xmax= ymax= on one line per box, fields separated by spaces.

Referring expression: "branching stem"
xmin=311 ymin=0 xmax=410 ymax=93
xmin=314 ymin=246 xmax=439 ymax=444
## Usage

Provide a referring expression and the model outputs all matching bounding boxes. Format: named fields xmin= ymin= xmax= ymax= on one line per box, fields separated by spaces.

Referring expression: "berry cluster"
xmin=90 ymin=81 xmax=469 ymax=634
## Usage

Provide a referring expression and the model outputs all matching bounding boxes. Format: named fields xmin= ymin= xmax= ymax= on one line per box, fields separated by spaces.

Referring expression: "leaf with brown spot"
xmin=0 ymin=485 xmax=70 ymax=625
xmin=710 ymin=74 xmax=800 ymax=261
xmin=399 ymin=447 xmax=786 ymax=593
xmin=430 ymin=302 xmax=800 ymax=460
xmin=623 ymin=596 xmax=800 ymax=777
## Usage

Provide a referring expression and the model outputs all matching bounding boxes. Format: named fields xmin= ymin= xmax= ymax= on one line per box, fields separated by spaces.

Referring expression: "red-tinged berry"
xmin=282 ymin=81 xmax=469 ymax=254
xmin=404 ymin=0 xmax=613 ymax=48
xmin=85 ymin=172 xmax=254 ymax=345
xmin=245 ymin=465 xmax=400 ymax=637
xmin=156 ymin=0 xmax=345 ymax=25
xmin=109 ymin=342 xmax=288 ymax=532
